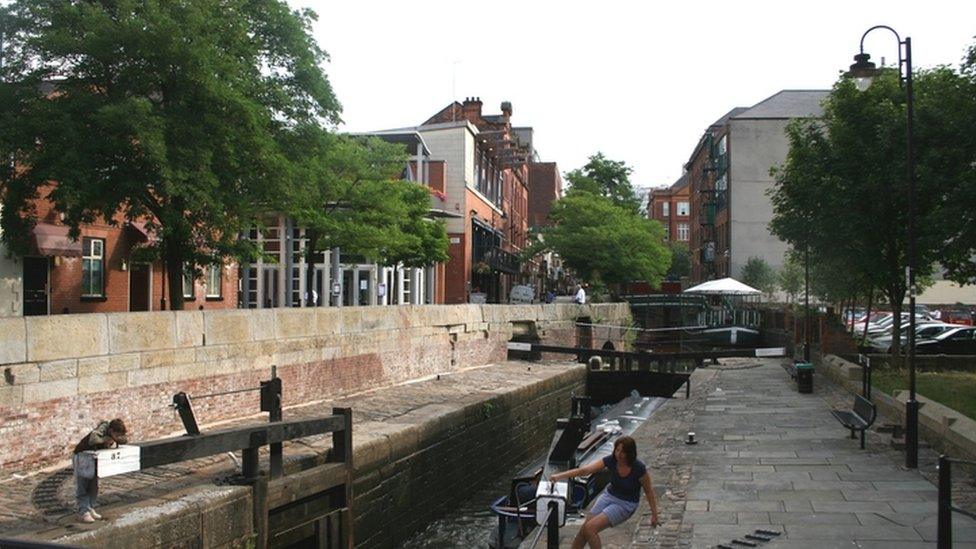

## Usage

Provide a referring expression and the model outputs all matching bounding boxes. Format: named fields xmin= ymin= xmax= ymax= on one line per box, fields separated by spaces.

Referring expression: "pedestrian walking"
xmin=550 ymin=436 xmax=659 ymax=548
xmin=72 ymin=418 xmax=128 ymax=523
xmin=573 ymin=283 xmax=586 ymax=304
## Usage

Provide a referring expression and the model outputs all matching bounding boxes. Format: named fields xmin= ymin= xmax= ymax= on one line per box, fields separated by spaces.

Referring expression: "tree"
xmin=778 ymin=253 xmax=803 ymax=304
xmin=564 ymin=152 xmax=641 ymax=214
xmin=530 ymin=192 xmax=670 ymax=295
xmin=666 ymin=241 xmax=691 ymax=281
xmin=740 ymin=256 xmax=777 ymax=298
xmin=767 ymin=63 xmax=973 ymax=355
xmin=283 ymin=131 xmax=448 ymax=303
xmin=0 ymin=0 xmax=340 ymax=309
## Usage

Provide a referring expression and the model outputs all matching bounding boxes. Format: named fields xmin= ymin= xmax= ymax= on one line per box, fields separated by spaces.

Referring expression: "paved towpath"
xmin=552 ymin=358 xmax=976 ymax=548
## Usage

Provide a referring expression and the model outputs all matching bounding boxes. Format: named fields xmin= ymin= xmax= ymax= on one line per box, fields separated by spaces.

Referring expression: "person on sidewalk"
xmin=550 ymin=436 xmax=659 ymax=548
xmin=573 ymin=283 xmax=586 ymax=304
xmin=72 ymin=418 xmax=128 ymax=523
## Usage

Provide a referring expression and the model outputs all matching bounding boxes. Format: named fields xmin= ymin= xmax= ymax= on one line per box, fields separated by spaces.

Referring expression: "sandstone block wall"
xmin=0 ymin=303 xmax=630 ymax=471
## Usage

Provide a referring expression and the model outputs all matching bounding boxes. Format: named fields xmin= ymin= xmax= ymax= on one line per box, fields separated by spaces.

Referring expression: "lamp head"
xmin=847 ymin=52 xmax=880 ymax=92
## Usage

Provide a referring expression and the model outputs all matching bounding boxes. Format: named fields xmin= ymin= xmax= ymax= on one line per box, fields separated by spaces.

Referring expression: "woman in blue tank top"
xmin=550 ymin=436 xmax=659 ymax=548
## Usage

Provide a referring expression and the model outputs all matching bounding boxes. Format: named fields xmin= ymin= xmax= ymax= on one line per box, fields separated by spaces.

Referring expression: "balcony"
xmin=482 ymin=247 xmax=520 ymax=275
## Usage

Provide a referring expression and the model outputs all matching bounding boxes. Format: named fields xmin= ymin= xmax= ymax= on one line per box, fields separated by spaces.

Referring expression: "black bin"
xmin=795 ymin=362 xmax=814 ymax=393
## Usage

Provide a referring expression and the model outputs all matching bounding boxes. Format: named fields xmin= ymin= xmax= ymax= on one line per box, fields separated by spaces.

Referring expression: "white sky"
xmin=297 ymin=0 xmax=975 ymax=188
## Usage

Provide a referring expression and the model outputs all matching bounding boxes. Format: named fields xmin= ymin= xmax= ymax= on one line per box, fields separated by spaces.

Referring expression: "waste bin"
xmin=795 ymin=362 xmax=814 ymax=393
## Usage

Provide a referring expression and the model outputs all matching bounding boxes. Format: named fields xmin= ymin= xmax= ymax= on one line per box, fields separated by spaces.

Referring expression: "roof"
xmin=732 ymin=90 xmax=829 ymax=120
xmin=353 ymin=130 xmax=431 ymax=156
xmin=670 ymin=172 xmax=690 ymax=192
xmin=710 ymin=107 xmax=749 ymax=128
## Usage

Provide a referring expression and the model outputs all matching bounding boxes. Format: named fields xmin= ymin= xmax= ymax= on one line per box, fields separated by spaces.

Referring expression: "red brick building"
xmin=648 ymin=174 xmax=691 ymax=243
xmin=12 ymin=185 xmax=237 ymax=316
xmin=416 ymin=97 xmax=533 ymax=304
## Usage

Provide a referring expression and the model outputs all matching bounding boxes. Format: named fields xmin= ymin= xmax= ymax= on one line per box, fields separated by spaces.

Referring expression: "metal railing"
xmin=523 ymin=501 xmax=560 ymax=549
xmin=938 ymin=455 xmax=976 ymax=549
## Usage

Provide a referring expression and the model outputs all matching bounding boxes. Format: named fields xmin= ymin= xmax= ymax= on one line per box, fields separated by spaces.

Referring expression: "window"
xmin=677 ymin=223 xmax=690 ymax=241
xmin=206 ymin=264 xmax=222 ymax=298
xmin=183 ymin=264 xmax=195 ymax=299
xmin=677 ymin=202 xmax=690 ymax=216
xmin=662 ymin=202 xmax=670 ymax=217
xmin=81 ymin=238 xmax=105 ymax=297
xmin=663 ymin=225 xmax=670 ymax=240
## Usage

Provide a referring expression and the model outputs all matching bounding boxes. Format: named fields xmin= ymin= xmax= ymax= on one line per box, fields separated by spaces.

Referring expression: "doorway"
xmin=23 ymin=257 xmax=49 ymax=316
xmin=129 ymin=263 xmax=151 ymax=311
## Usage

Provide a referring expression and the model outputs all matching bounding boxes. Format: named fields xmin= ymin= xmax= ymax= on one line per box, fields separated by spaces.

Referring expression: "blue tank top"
xmin=602 ymin=454 xmax=647 ymax=502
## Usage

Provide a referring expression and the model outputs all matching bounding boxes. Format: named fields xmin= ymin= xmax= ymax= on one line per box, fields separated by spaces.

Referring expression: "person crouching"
xmin=72 ymin=418 xmax=128 ymax=523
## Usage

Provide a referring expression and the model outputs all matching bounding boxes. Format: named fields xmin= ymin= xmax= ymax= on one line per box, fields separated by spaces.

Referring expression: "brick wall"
xmin=0 ymin=303 xmax=631 ymax=472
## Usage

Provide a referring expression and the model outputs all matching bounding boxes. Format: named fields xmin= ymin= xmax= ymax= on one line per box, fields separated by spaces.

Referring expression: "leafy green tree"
xmin=740 ymin=256 xmax=777 ymax=297
xmin=283 ymin=131 xmax=448 ymax=302
xmin=0 ymin=0 xmax=340 ymax=309
xmin=564 ymin=152 xmax=641 ymax=214
xmin=768 ymin=64 xmax=971 ymax=354
xmin=666 ymin=241 xmax=691 ymax=281
xmin=530 ymin=192 xmax=670 ymax=295
xmin=778 ymin=252 xmax=803 ymax=304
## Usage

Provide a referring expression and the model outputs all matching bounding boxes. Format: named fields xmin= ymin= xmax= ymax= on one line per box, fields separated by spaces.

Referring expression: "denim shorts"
xmin=589 ymin=491 xmax=638 ymax=526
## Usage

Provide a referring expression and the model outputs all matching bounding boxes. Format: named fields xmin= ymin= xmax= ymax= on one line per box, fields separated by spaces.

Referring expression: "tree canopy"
xmin=740 ymin=256 xmax=777 ymax=297
xmin=0 ymin=0 xmax=340 ymax=309
xmin=532 ymin=190 xmax=670 ymax=294
xmin=769 ymin=57 xmax=976 ymax=353
xmin=665 ymin=241 xmax=691 ymax=281
xmin=564 ymin=152 xmax=642 ymax=214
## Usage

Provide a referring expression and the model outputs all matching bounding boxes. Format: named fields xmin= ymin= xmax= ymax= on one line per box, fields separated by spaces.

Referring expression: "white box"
xmin=86 ymin=445 xmax=141 ymax=478
xmin=535 ymin=480 xmax=568 ymax=526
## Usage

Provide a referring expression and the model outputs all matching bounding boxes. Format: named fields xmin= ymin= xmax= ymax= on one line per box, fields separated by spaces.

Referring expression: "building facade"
xmin=412 ymin=97 xmax=533 ymax=304
xmin=4 ymin=186 xmax=238 ymax=316
xmin=648 ymin=174 xmax=691 ymax=244
xmin=239 ymin=132 xmax=448 ymax=309
xmin=688 ymin=91 xmax=828 ymax=283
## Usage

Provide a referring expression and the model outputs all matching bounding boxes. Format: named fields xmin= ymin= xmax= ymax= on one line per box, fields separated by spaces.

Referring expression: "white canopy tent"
xmin=683 ymin=277 xmax=762 ymax=296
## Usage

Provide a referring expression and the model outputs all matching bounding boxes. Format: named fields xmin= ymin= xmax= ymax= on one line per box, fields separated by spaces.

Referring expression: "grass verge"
xmin=871 ymin=368 xmax=976 ymax=420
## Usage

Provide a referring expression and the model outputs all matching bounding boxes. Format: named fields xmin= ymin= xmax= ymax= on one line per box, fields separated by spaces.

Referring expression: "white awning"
xmin=683 ymin=277 xmax=762 ymax=296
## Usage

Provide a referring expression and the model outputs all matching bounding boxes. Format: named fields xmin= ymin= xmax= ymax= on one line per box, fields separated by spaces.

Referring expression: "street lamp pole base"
xmin=905 ymin=399 xmax=919 ymax=469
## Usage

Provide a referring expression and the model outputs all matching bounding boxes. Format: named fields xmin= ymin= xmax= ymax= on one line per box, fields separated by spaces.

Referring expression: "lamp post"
xmin=804 ymin=241 xmax=810 ymax=363
xmin=846 ymin=25 xmax=918 ymax=469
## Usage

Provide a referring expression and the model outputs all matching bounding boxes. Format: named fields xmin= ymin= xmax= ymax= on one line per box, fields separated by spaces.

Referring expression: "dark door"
xmin=23 ymin=257 xmax=49 ymax=316
xmin=129 ymin=263 xmax=151 ymax=311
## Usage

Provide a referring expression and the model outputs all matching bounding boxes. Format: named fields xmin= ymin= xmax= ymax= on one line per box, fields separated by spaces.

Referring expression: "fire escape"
xmin=698 ymin=133 xmax=728 ymax=280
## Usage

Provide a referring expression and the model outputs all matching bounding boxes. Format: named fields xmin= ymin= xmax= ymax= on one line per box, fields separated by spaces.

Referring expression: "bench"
xmin=830 ymin=394 xmax=876 ymax=449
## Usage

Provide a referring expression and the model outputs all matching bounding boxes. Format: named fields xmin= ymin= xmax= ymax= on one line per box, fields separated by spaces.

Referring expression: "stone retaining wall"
xmin=820 ymin=354 xmax=976 ymax=461
xmin=0 ymin=303 xmax=629 ymax=471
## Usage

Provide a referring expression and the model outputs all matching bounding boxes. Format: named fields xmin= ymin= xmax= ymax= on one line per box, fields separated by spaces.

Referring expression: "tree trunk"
xmin=862 ymin=291 xmax=873 ymax=344
xmin=164 ymin=236 xmax=186 ymax=311
xmin=888 ymin=291 xmax=904 ymax=359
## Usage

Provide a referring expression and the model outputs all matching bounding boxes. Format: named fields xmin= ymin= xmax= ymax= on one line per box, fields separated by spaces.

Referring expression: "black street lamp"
xmin=846 ymin=25 xmax=918 ymax=469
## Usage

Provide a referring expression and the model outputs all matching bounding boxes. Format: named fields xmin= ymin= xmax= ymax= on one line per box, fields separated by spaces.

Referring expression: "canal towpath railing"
xmin=938 ymin=454 xmax=976 ymax=549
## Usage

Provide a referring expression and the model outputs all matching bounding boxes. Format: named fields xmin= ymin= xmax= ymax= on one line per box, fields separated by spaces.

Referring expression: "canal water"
xmin=401 ymin=456 xmax=537 ymax=548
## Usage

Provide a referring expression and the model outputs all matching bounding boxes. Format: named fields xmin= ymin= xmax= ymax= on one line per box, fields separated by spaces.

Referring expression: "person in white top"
xmin=573 ymin=284 xmax=586 ymax=304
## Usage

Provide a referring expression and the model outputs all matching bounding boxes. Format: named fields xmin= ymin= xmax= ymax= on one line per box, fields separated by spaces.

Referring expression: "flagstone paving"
xmin=553 ymin=358 xmax=976 ymax=548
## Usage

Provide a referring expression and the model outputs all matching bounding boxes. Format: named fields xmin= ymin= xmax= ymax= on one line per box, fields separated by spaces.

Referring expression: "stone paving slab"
xmin=548 ymin=357 xmax=976 ymax=548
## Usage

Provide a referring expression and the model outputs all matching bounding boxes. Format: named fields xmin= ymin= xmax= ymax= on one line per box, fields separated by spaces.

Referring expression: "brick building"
xmin=648 ymin=174 xmax=691 ymax=244
xmin=388 ymin=97 xmax=533 ymax=304
xmin=2 ymin=186 xmax=237 ymax=316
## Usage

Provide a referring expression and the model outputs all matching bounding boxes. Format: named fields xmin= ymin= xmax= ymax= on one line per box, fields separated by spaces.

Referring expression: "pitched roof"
xmin=733 ymin=90 xmax=829 ymax=120
xmin=710 ymin=107 xmax=749 ymax=128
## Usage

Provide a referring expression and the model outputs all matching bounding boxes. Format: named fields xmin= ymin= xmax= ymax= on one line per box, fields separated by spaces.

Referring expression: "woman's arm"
xmin=640 ymin=472 xmax=659 ymax=527
xmin=549 ymin=459 xmax=605 ymax=482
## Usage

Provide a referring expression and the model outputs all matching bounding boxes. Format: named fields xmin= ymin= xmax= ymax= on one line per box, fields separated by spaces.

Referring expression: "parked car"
xmin=867 ymin=323 xmax=963 ymax=353
xmin=915 ymin=326 xmax=976 ymax=355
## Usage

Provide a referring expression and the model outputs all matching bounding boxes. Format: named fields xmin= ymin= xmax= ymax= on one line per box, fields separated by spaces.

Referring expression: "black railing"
xmin=524 ymin=501 xmax=560 ymax=549
xmin=483 ymin=247 xmax=520 ymax=274
xmin=938 ymin=455 xmax=976 ymax=549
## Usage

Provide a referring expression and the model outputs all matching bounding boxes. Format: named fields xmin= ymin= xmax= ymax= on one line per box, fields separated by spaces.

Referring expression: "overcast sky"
xmin=297 ymin=0 xmax=975 ymax=189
